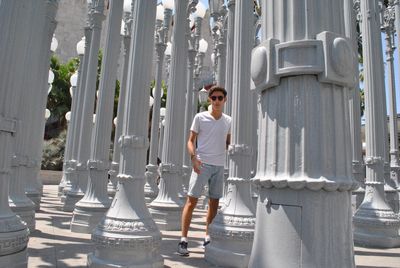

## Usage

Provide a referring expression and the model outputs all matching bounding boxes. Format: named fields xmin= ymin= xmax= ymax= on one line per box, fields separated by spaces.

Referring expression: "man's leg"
xmin=205 ymin=198 xmax=219 ymax=236
xmin=181 ymin=196 xmax=198 ymax=238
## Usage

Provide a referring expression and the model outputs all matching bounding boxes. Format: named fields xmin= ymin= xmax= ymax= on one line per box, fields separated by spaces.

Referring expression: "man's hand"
xmin=192 ymin=157 xmax=202 ymax=174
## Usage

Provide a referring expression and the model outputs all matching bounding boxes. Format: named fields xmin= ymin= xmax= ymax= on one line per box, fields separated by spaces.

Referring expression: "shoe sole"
xmin=177 ymin=252 xmax=189 ymax=257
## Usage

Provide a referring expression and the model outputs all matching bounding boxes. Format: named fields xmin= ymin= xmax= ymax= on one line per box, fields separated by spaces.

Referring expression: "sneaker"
xmin=177 ymin=241 xmax=189 ymax=256
xmin=202 ymin=239 xmax=210 ymax=248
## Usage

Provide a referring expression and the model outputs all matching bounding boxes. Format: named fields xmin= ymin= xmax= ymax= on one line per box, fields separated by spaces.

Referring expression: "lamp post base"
xmin=149 ymin=203 xmax=182 ymax=231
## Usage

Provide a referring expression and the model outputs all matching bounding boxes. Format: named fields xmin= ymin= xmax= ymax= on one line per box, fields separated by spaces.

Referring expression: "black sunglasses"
xmin=210 ymin=95 xmax=224 ymax=101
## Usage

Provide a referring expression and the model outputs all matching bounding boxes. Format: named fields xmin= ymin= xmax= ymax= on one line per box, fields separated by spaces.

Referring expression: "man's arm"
xmin=226 ymin=133 xmax=231 ymax=150
xmin=187 ymin=130 xmax=201 ymax=174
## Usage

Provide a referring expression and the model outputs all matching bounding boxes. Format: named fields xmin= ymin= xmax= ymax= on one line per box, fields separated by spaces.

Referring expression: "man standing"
xmin=177 ymin=86 xmax=231 ymax=256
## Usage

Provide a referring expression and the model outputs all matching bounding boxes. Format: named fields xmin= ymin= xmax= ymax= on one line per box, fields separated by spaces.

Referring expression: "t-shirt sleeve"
xmin=190 ymin=115 xmax=199 ymax=133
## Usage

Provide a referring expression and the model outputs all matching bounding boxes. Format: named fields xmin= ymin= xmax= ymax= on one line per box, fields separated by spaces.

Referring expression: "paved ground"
xmin=26 ymin=171 xmax=400 ymax=267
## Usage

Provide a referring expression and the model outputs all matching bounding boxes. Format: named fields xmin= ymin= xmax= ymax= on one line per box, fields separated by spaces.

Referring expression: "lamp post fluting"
xmin=182 ymin=8 xmax=208 ymax=200
xmin=8 ymin=2 xmax=49 ymax=232
xmin=145 ymin=3 xmax=173 ymax=203
xmin=61 ymin=2 xmax=94 ymax=210
xmin=353 ymin=0 xmax=400 ymax=248
xmin=0 ymin=1 xmax=40 ymax=266
xmin=64 ymin=0 xmax=106 ymax=212
xmin=394 ymin=0 xmax=400 ymax=203
xmin=219 ymin=0 xmax=235 ymax=207
xmin=205 ymin=0 xmax=255 ymax=266
xmin=249 ymin=0 xmax=357 ymax=266
xmin=149 ymin=0 xmax=198 ymax=231
xmin=210 ymin=1 xmax=227 ymax=87
xmin=348 ymin=0 xmax=366 ymax=209
xmin=383 ymin=2 xmax=400 ymax=192
xmin=380 ymin=2 xmax=399 ymax=214
xmin=24 ymin=1 xmax=58 ymax=213
xmin=108 ymin=6 xmax=134 ymax=198
xmin=71 ymin=0 xmax=124 ymax=234
xmin=59 ymin=44 xmax=84 ymax=196
xmin=88 ymin=0 xmax=163 ymax=267
xmin=181 ymin=18 xmax=198 ymax=200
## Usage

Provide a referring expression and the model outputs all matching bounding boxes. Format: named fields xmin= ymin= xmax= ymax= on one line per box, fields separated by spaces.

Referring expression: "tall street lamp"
xmin=145 ymin=0 xmax=173 ymax=203
xmin=108 ymin=0 xmax=134 ymax=198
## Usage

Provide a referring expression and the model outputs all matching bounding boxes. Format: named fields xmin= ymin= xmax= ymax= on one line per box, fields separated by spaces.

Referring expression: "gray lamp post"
xmin=59 ymin=71 xmax=79 ymax=195
xmin=64 ymin=0 xmax=106 ymax=213
xmin=0 ymin=1 xmax=57 ymax=265
xmin=59 ymin=37 xmax=84 ymax=195
xmin=382 ymin=2 xmax=400 ymax=194
xmin=61 ymin=1 xmax=94 ymax=211
xmin=88 ymin=0 xmax=163 ymax=266
xmin=108 ymin=2 xmax=134 ymax=198
xmin=71 ymin=0 xmax=124 ymax=234
xmin=145 ymin=0 xmax=173 ymax=203
xmin=149 ymin=0 xmax=199 ymax=231
xmin=249 ymin=0 xmax=358 ymax=266
xmin=353 ymin=0 xmax=400 ymax=248
xmin=220 ymin=0 xmax=236 ymax=207
xmin=205 ymin=0 xmax=255 ymax=266
xmin=192 ymin=39 xmax=208 ymax=115
xmin=181 ymin=8 xmax=201 ymax=200
xmin=209 ymin=0 xmax=227 ymax=87
xmin=347 ymin=0 xmax=365 ymax=210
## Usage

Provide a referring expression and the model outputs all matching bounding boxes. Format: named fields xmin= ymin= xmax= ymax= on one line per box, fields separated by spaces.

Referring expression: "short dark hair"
xmin=208 ymin=86 xmax=227 ymax=97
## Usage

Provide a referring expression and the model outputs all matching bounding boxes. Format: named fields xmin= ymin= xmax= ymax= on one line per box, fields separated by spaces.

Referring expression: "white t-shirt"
xmin=190 ymin=111 xmax=231 ymax=166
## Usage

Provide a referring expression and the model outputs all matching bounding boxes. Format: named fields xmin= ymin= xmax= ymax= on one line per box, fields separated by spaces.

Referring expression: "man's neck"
xmin=209 ymin=110 xmax=223 ymax=120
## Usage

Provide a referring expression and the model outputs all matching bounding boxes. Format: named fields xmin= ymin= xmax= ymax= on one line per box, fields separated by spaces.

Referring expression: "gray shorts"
xmin=187 ymin=163 xmax=224 ymax=199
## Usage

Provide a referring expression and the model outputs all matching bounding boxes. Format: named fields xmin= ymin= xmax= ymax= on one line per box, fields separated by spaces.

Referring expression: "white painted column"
xmin=205 ymin=1 xmax=255 ymax=267
xmin=353 ymin=0 xmax=400 ymax=248
xmin=149 ymin=0 xmax=196 ymax=231
xmin=182 ymin=10 xmax=201 ymax=202
xmin=71 ymin=0 xmax=124 ymax=234
xmin=382 ymin=3 xmax=400 ymax=214
xmin=145 ymin=6 xmax=172 ymax=203
xmin=25 ymin=2 xmax=58 ymax=214
xmin=64 ymin=0 xmax=106 ymax=211
xmin=61 ymin=3 xmax=93 ymax=209
xmin=59 ymin=48 xmax=84 ymax=196
xmin=8 ymin=2 xmax=47 ymax=232
xmin=0 ymin=1 xmax=34 ymax=266
xmin=108 ymin=9 xmax=133 ymax=197
xmin=347 ymin=0 xmax=366 ymax=210
xmin=249 ymin=1 xmax=357 ymax=267
xmin=88 ymin=0 xmax=163 ymax=267
xmin=220 ymin=0 xmax=235 ymax=207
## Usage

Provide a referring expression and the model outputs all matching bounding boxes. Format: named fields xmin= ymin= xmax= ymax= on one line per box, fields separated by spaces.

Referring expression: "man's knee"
xmin=185 ymin=196 xmax=198 ymax=210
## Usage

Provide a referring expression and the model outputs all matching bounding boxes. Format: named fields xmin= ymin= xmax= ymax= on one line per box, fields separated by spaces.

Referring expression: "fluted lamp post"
xmin=182 ymin=7 xmax=206 ymax=200
xmin=158 ymin=107 xmax=167 ymax=161
xmin=58 ymin=71 xmax=79 ymax=196
xmin=149 ymin=0 xmax=199 ymax=231
xmin=145 ymin=0 xmax=173 ymax=203
xmin=88 ymin=0 xmax=163 ymax=266
xmin=26 ymin=35 xmax=57 ymax=210
xmin=209 ymin=0 xmax=227 ymax=87
xmin=107 ymin=0 xmax=133 ymax=198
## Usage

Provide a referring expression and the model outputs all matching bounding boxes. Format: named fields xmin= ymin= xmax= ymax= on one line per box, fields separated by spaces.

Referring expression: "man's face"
xmin=209 ymin=92 xmax=226 ymax=111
